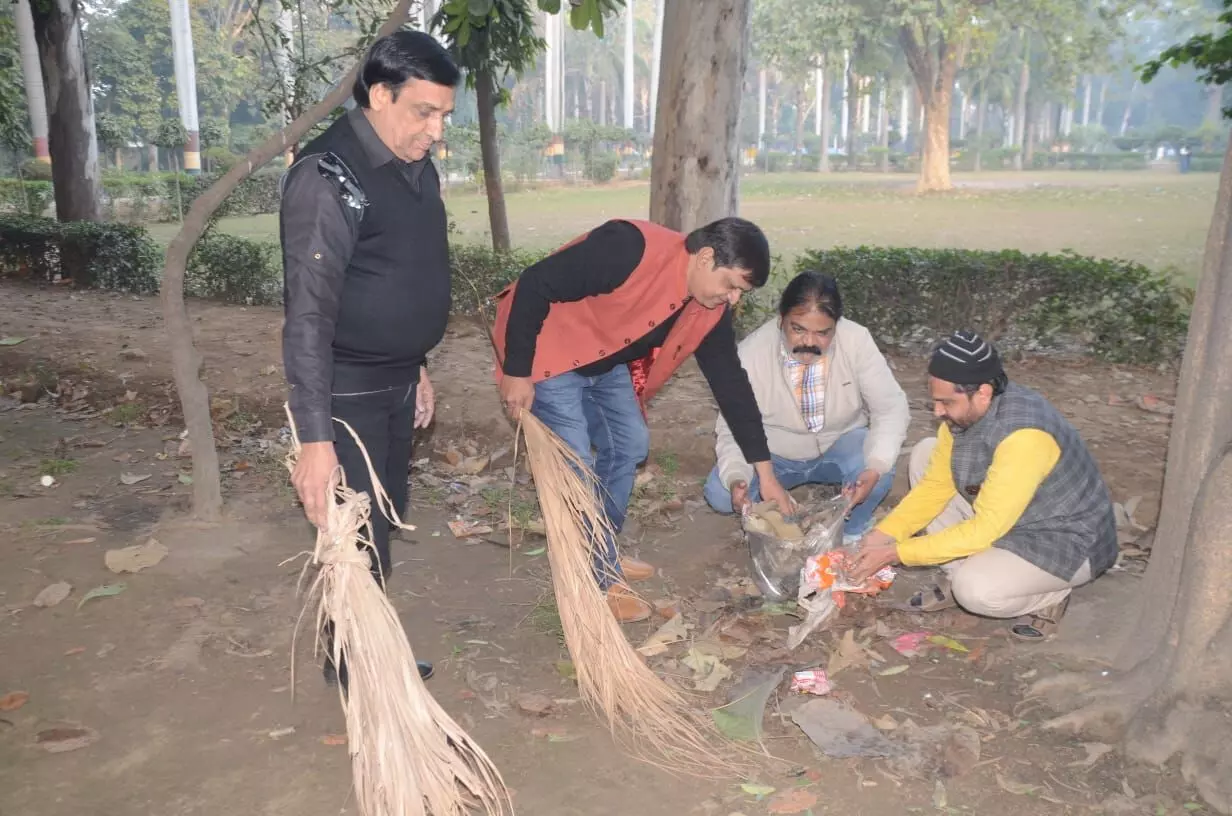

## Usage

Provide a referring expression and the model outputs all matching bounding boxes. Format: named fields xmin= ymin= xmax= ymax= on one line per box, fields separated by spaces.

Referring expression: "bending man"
xmin=493 ymin=218 xmax=793 ymax=623
xmin=850 ymin=331 xmax=1117 ymax=640
xmin=705 ymin=271 xmax=910 ymax=541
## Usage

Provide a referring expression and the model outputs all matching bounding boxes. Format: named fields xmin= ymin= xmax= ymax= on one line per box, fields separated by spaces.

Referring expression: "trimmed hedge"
xmin=773 ymin=247 xmax=1187 ymax=364
xmin=0 ymin=215 xmax=162 ymax=293
xmin=0 ymin=215 xmax=1190 ymax=365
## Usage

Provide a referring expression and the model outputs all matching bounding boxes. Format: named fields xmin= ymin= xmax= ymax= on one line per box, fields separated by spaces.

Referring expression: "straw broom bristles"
xmin=515 ymin=410 xmax=751 ymax=777
xmin=284 ymin=406 xmax=513 ymax=816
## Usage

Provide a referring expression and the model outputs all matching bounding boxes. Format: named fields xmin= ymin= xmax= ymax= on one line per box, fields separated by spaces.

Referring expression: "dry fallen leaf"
xmin=637 ymin=613 xmax=691 ymax=657
xmin=826 ymin=629 xmax=868 ymax=677
xmin=767 ymin=788 xmax=818 ymax=814
xmin=320 ymin=734 xmax=347 ymax=746
xmin=104 ymin=538 xmax=168 ymax=574
xmin=515 ymin=693 xmax=555 ymax=717
xmin=35 ymin=725 xmax=99 ymax=753
xmin=32 ymin=581 xmax=72 ymax=608
xmin=119 ymin=472 xmax=151 ymax=485
xmin=996 ymin=771 xmax=1041 ymax=796
xmin=1069 ymin=742 xmax=1114 ymax=769
xmin=0 ymin=691 xmax=30 ymax=711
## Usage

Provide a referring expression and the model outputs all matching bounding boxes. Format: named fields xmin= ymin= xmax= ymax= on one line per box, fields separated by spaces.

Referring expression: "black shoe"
xmin=323 ymin=654 xmax=433 ymax=691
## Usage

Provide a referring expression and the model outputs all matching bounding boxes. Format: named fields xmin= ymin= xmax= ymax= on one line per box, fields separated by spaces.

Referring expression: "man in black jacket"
xmin=280 ymin=31 xmax=459 ymax=686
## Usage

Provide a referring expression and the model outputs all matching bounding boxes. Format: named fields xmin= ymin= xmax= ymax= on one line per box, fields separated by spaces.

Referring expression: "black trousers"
xmin=330 ymin=380 xmax=417 ymax=581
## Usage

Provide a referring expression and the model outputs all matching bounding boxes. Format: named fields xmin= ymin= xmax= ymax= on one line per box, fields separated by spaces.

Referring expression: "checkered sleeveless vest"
xmin=949 ymin=382 xmax=1118 ymax=580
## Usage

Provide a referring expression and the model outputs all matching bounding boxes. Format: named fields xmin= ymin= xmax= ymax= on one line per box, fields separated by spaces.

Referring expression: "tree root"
xmin=1029 ymin=667 xmax=1232 ymax=814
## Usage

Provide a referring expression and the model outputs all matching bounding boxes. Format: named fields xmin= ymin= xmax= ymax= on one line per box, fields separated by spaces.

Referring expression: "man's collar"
xmin=348 ymin=107 xmax=397 ymax=168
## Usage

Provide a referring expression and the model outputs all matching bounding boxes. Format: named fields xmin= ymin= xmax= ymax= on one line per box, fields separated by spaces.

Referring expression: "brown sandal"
xmin=908 ymin=582 xmax=956 ymax=612
xmin=1010 ymin=596 xmax=1070 ymax=641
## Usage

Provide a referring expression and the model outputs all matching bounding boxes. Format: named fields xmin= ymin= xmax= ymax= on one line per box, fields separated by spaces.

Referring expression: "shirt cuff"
xmin=294 ymin=411 xmax=336 ymax=444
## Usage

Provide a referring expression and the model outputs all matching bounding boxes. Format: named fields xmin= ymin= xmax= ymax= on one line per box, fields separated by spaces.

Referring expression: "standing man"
xmin=281 ymin=31 xmax=460 ymax=686
xmin=492 ymin=217 xmax=795 ymax=623
xmin=849 ymin=331 xmax=1117 ymax=640
xmin=704 ymin=271 xmax=910 ymax=541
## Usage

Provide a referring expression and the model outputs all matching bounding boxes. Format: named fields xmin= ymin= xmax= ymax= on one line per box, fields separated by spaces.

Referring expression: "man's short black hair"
xmin=778 ymin=270 xmax=842 ymax=320
xmin=684 ymin=217 xmax=771 ymax=287
xmin=353 ymin=30 xmax=461 ymax=108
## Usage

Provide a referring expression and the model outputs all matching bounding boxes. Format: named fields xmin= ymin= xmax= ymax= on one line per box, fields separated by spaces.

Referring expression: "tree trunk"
xmin=159 ymin=0 xmax=415 ymax=521
xmin=1082 ymin=75 xmax=1092 ymax=127
xmin=757 ymin=68 xmax=767 ymax=150
xmin=649 ymin=0 xmax=663 ymax=135
xmin=793 ymin=83 xmax=806 ymax=166
xmin=1120 ymin=80 xmax=1137 ymax=136
xmin=819 ymin=58 xmax=832 ymax=173
xmin=1205 ymin=85 xmax=1223 ymax=126
xmin=900 ymin=24 xmax=965 ymax=192
xmin=28 ymin=0 xmax=101 ymax=222
xmin=148 ymin=143 xmax=159 ymax=173
xmin=1040 ymin=132 xmax=1232 ymax=816
xmin=476 ymin=69 xmax=511 ymax=253
xmin=623 ymin=0 xmax=635 ymax=130
xmin=1097 ymin=77 xmax=1108 ymax=127
xmin=168 ymin=0 xmax=202 ymax=175
xmin=918 ymin=87 xmax=953 ymax=191
xmin=846 ymin=65 xmax=859 ymax=167
xmin=973 ymin=81 xmax=987 ymax=173
xmin=877 ymin=78 xmax=889 ymax=173
xmin=14 ymin=0 xmax=50 ymax=164
xmin=649 ymin=0 xmax=751 ymax=232
xmin=1012 ymin=50 xmax=1029 ymax=171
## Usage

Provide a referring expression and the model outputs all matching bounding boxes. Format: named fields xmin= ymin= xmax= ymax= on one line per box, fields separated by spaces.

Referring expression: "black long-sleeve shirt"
xmin=281 ymin=108 xmax=450 ymax=443
xmin=503 ymin=220 xmax=771 ymax=464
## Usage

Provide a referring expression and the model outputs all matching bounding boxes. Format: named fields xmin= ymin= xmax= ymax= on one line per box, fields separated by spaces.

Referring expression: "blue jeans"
xmin=531 ymin=365 xmax=650 ymax=589
xmin=703 ymin=426 xmax=893 ymax=537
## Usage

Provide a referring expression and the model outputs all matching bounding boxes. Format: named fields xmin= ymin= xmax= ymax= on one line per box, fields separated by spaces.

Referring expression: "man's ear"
xmin=368 ymin=82 xmax=392 ymax=112
xmin=696 ymin=246 xmax=715 ymax=272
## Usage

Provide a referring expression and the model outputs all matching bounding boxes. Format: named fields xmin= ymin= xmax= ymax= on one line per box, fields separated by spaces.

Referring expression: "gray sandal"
xmin=1009 ymin=596 xmax=1070 ymax=641
xmin=909 ymin=582 xmax=956 ymax=612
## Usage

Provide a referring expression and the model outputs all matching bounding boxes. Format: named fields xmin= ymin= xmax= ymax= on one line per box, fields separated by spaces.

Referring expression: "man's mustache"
xmin=792 ymin=346 xmax=824 ymax=356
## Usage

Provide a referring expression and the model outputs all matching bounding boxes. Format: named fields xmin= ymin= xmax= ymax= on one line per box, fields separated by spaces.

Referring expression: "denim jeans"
xmin=703 ymin=426 xmax=893 ymax=537
xmin=531 ymin=365 xmax=650 ymax=588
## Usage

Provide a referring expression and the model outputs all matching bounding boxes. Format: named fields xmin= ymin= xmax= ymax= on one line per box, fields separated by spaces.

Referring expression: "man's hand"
xmin=500 ymin=375 xmax=535 ymax=422
xmin=415 ymin=370 xmax=435 ymax=429
xmin=730 ymin=480 xmax=751 ymax=514
xmin=843 ymin=468 xmax=882 ymax=507
xmin=848 ymin=528 xmax=899 ymax=583
xmin=292 ymin=441 xmax=339 ymax=528
xmin=754 ymin=463 xmax=796 ymax=515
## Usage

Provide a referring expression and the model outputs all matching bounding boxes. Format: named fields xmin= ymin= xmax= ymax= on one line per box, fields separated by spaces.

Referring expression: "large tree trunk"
xmin=15 ymin=0 xmax=50 ymax=164
xmin=1038 ymin=132 xmax=1232 ymax=816
xmin=649 ymin=0 xmax=750 ymax=232
xmin=160 ymin=0 xmax=414 ymax=521
xmin=819 ymin=57 xmax=832 ymax=173
xmin=28 ymin=0 xmax=101 ymax=222
xmin=900 ymin=23 xmax=966 ymax=192
xmin=476 ymin=69 xmax=511 ymax=253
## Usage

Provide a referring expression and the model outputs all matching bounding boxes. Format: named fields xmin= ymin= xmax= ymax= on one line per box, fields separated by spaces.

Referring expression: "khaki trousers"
xmin=907 ymin=437 xmax=1092 ymax=619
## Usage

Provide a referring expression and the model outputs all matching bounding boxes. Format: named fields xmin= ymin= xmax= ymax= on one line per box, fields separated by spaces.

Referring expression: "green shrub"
xmin=0 ymin=179 xmax=55 ymax=215
xmin=584 ymin=152 xmax=619 ymax=183
xmin=183 ymin=170 xmax=283 ymax=218
xmin=448 ymin=244 xmax=546 ymax=314
xmin=0 ymin=215 xmax=161 ymax=293
xmin=777 ymin=247 xmax=1187 ymax=365
xmin=187 ymin=232 xmax=282 ymax=305
xmin=1189 ymin=157 xmax=1223 ymax=172
xmin=1030 ymin=152 xmax=1149 ymax=171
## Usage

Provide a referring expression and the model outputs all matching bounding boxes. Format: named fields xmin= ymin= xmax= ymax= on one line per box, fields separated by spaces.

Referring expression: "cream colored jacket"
xmin=715 ymin=316 xmax=911 ymax=489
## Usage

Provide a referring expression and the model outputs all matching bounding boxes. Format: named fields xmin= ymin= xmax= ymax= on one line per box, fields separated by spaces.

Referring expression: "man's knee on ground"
xmin=949 ymin=567 xmax=1019 ymax=619
xmin=703 ymin=468 xmax=736 ymax=514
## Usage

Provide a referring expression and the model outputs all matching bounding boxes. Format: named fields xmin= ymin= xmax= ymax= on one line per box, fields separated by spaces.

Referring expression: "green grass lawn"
xmin=147 ymin=169 xmax=1218 ymax=285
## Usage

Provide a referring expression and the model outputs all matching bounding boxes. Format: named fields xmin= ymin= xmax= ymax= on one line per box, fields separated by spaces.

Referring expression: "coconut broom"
xmin=514 ymin=410 xmax=749 ymax=777
xmin=284 ymin=405 xmax=512 ymax=816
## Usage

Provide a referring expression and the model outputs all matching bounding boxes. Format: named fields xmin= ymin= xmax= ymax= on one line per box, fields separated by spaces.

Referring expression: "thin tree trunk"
xmin=168 ymin=0 xmax=202 ymax=175
xmin=973 ymin=81 xmax=987 ymax=172
xmin=476 ymin=69 xmax=511 ymax=252
xmin=649 ymin=0 xmax=663 ymax=135
xmin=1097 ymin=77 xmax=1108 ymax=127
xmin=28 ymin=0 xmax=101 ymax=221
xmin=819 ymin=57 xmax=832 ymax=172
xmin=1205 ymin=85 xmax=1223 ymax=126
xmin=650 ymin=0 xmax=751 ymax=232
xmin=846 ymin=64 xmax=859 ymax=167
xmin=14 ymin=0 xmax=50 ymax=164
xmin=877 ymin=78 xmax=889 ymax=173
xmin=623 ymin=0 xmax=635 ymax=129
xmin=1082 ymin=75 xmax=1092 ymax=127
xmin=1012 ymin=49 xmax=1030 ymax=171
xmin=159 ymin=0 xmax=414 ymax=521
xmin=1120 ymin=80 xmax=1137 ymax=136
xmin=793 ymin=83 xmax=807 ymax=165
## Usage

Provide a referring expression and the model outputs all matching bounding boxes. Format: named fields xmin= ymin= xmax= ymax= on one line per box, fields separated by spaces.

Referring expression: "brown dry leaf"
xmin=0 ymin=691 xmax=30 ymax=711
xmin=32 ymin=581 xmax=72 ymax=608
xmin=515 ymin=693 xmax=555 ymax=717
xmin=35 ymin=725 xmax=99 ymax=753
xmin=320 ymin=734 xmax=348 ymax=746
xmin=767 ymin=788 xmax=818 ymax=814
xmin=119 ymin=472 xmax=151 ymax=485
xmin=104 ymin=538 xmax=168 ymax=574
xmin=871 ymin=714 xmax=898 ymax=731
xmin=63 ymin=647 xmax=86 ymax=656
xmin=60 ymin=537 xmax=96 ymax=545
xmin=826 ymin=629 xmax=868 ymax=677
xmin=636 ymin=613 xmax=691 ymax=657
xmin=455 ymin=455 xmax=490 ymax=475
xmin=1068 ymin=742 xmax=1114 ymax=769
xmin=995 ymin=772 xmax=1041 ymax=796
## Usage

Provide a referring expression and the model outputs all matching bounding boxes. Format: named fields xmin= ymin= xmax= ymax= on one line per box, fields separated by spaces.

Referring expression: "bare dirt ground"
xmin=0 ymin=281 xmax=1205 ymax=816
